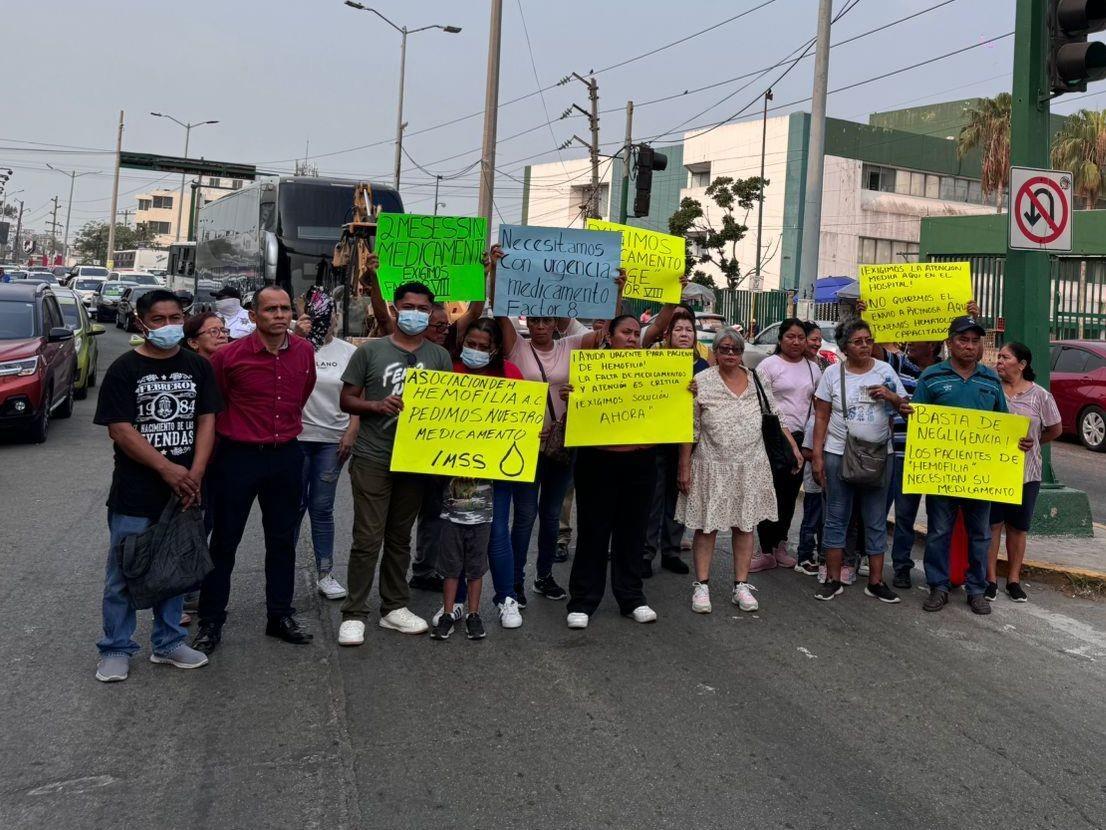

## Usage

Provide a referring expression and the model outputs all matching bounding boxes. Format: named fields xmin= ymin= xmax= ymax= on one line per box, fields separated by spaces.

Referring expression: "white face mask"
xmin=215 ymin=298 xmax=240 ymax=315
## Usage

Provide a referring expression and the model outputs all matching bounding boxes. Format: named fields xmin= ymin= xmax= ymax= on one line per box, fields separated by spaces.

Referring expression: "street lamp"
xmin=149 ymin=112 xmax=219 ymax=242
xmin=343 ymin=1 xmax=461 ymax=191
xmin=47 ymin=164 xmax=98 ymax=264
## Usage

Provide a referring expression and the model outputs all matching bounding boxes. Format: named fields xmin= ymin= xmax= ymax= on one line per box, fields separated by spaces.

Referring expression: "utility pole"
xmin=433 ymin=175 xmax=443 ymax=216
xmin=106 ymin=110 xmax=124 ymax=269
xmin=13 ymin=200 xmax=24 ymax=263
xmin=476 ymin=0 xmax=504 ymax=241
xmin=117 ymin=209 xmax=133 ymax=227
xmin=754 ymin=88 xmax=774 ymax=290
xmin=797 ymin=0 xmax=832 ymax=303
xmin=564 ymin=73 xmax=601 ymax=220
xmin=47 ymin=196 xmax=61 ymax=259
xmin=618 ymin=101 xmax=634 ymax=224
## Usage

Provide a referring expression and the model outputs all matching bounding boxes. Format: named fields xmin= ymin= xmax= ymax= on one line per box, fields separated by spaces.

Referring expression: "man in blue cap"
xmin=902 ymin=315 xmax=1008 ymax=616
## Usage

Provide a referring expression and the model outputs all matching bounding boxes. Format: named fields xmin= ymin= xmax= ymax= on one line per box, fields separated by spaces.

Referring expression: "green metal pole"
xmin=1007 ymin=0 xmax=1057 ymax=484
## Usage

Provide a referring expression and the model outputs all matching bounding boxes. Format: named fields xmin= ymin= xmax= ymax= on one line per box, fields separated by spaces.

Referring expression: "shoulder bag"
xmin=750 ymin=368 xmax=795 ymax=479
xmin=117 ymin=495 xmax=213 ymax=610
xmin=838 ymin=360 xmax=888 ymax=486
xmin=529 ymin=343 xmax=571 ymax=466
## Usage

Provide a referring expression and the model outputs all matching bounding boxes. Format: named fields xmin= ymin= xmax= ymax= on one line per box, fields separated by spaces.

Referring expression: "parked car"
xmin=115 ymin=285 xmax=159 ymax=332
xmin=52 ymin=287 xmax=105 ymax=399
xmin=1049 ymin=340 xmax=1106 ymax=451
xmin=694 ymin=313 xmax=730 ymax=345
xmin=746 ymin=318 xmax=841 ymax=363
xmin=68 ymin=264 xmax=110 ymax=286
xmin=108 ymin=269 xmax=160 ymax=286
xmin=71 ymin=276 xmax=107 ymax=306
xmin=0 ymin=282 xmax=77 ymax=442
xmin=94 ymin=280 xmax=137 ymax=322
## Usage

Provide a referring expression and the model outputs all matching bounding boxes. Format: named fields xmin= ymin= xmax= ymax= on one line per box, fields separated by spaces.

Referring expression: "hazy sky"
xmin=2 ymin=0 xmax=1091 ymax=240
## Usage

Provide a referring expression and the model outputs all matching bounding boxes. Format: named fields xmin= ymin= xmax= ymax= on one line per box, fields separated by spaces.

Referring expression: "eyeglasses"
xmin=847 ymin=337 xmax=874 ymax=346
xmin=428 ymin=322 xmax=450 ymax=331
xmin=715 ymin=345 xmax=742 ymax=355
xmin=200 ymin=327 xmax=229 ymax=337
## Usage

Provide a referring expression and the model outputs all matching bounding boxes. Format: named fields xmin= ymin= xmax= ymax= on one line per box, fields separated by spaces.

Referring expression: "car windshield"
xmin=698 ymin=317 xmax=726 ymax=332
xmin=278 ymin=182 xmax=402 ymax=241
xmin=128 ymin=274 xmax=159 ymax=285
xmin=56 ymin=297 xmax=81 ymax=328
xmin=102 ymin=284 xmax=131 ymax=298
xmin=0 ymin=300 xmax=36 ymax=338
xmin=74 ymin=279 xmax=103 ymax=290
xmin=79 ymin=267 xmax=109 ymax=277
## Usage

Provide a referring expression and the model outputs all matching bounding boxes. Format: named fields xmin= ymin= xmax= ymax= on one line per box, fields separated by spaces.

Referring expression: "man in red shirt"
xmin=192 ymin=285 xmax=317 ymax=653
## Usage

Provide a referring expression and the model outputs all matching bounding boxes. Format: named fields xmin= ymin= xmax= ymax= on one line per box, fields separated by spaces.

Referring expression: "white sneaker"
xmin=496 ymin=597 xmax=523 ymax=629
xmin=337 ymin=620 xmax=365 ymax=646
xmin=732 ymin=582 xmax=759 ymax=612
xmin=631 ymin=605 xmax=657 ymax=623
xmin=857 ymin=558 xmax=870 ymax=578
xmin=566 ymin=612 xmax=589 ymax=629
xmin=378 ymin=607 xmax=428 ymax=635
xmin=691 ymin=582 xmax=712 ymax=614
xmin=817 ymin=564 xmax=827 ymax=584
xmin=317 ymin=574 xmax=347 ymax=600
xmin=432 ymin=604 xmax=465 ymax=626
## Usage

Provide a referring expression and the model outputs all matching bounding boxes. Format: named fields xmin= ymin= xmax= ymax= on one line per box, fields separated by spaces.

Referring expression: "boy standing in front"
xmin=431 ymin=477 xmax=493 ymax=641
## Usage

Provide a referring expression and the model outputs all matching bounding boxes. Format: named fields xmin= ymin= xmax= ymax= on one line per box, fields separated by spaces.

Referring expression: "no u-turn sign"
xmin=1009 ymin=166 xmax=1073 ymax=252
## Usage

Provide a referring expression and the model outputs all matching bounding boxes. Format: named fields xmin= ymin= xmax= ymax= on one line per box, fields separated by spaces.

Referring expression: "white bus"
xmin=112 ymin=248 xmax=168 ymax=272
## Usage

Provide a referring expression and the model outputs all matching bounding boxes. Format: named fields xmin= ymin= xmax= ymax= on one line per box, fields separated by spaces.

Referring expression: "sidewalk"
xmin=891 ymin=500 xmax=1106 ymax=581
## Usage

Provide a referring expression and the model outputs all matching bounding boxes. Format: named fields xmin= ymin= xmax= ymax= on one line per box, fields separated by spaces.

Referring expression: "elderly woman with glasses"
xmin=676 ymin=328 xmax=802 ymax=615
xmin=184 ymin=312 xmax=230 ymax=359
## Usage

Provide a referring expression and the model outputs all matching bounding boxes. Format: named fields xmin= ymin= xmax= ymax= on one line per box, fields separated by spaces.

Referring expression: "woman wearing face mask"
xmin=753 ymin=318 xmax=823 ymax=574
xmin=561 ymin=314 xmax=662 ymax=629
xmin=213 ymin=286 xmax=255 ymax=340
xmin=295 ymin=288 xmax=359 ymax=601
xmin=491 ymin=264 xmax=620 ymax=628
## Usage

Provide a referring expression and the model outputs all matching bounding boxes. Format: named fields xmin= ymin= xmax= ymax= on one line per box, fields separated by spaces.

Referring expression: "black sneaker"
xmin=660 ymin=555 xmax=690 ymax=575
xmin=430 ymin=614 xmax=454 ymax=640
xmin=1006 ymin=582 xmax=1028 ymax=602
xmin=554 ymin=542 xmax=570 ymax=563
xmin=514 ymin=583 xmax=528 ymax=609
xmin=984 ymin=581 xmax=998 ymax=602
xmin=409 ymin=573 xmax=444 ymax=592
xmin=864 ymin=582 xmax=901 ymax=604
xmin=795 ymin=559 xmax=820 ymax=576
xmin=465 ymin=612 xmax=487 ymax=640
xmin=923 ymin=588 xmax=949 ymax=612
xmin=191 ymin=622 xmax=222 ymax=654
xmin=892 ymin=570 xmax=912 ymax=590
xmin=534 ymin=574 xmax=567 ymax=600
xmin=968 ymin=593 xmax=992 ymax=615
xmin=814 ymin=580 xmax=843 ymax=601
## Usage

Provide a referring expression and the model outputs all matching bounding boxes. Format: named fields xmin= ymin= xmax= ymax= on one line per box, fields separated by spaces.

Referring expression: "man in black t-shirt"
xmin=93 ymin=289 xmax=223 ymax=683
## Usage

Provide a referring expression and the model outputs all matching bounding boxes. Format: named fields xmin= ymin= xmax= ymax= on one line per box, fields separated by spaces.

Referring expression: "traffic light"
xmin=1048 ymin=0 xmax=1106 ymax=95
xmin=632 ymin=143 xmax=668 ymax=218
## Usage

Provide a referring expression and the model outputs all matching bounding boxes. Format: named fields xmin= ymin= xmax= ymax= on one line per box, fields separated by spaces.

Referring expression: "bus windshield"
xmin=278 ymin=182 xmax=402 ymax=242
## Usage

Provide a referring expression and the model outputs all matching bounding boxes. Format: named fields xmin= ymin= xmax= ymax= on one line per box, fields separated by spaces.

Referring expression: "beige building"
xmin=133 ymin=176 xmax=245 ymax=247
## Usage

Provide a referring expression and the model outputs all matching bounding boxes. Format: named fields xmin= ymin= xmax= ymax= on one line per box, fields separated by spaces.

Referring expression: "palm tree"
xmin=1051 ymin=109 xmax=1106 ymax=209
xmin=957 ymin=93 xmax=1012 ymax=212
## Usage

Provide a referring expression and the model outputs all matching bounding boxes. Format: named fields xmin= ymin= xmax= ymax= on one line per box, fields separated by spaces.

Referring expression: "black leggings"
xmin=757 ymin=430 xmax=804 ymax=553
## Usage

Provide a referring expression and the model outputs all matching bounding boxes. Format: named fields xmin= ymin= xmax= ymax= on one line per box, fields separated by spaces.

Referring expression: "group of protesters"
xmin=92 ymin=245 xmax=1061 ymax=682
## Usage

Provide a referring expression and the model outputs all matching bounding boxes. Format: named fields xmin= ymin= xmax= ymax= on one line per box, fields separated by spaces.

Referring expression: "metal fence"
xmin=622 ymin=287 xmax=790 ymax=328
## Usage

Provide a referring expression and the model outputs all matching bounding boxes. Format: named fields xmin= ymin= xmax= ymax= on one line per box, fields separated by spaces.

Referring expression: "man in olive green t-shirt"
xmin=337 ymin=282 xmax=452 ymax=644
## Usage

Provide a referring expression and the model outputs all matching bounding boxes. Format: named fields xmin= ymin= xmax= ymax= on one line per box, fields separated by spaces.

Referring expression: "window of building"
xmin=862 ymin=164 xmax=896 ymax=193
xmin=858 ymin=237 xmax=919 ymax=265
xmin=863 ymin=163 xmax=984 ymax=205
xmin=925 ymin=174 xmax=940 ymax=199
xmin=686 ymin=162 xmax=711 ymax=189
xmin=151 ymin=195 xmax=173 ymax=210
xmin=208 ymin=177 xmax=222 ymax=188
xmin=137 ymin=198 xmax=151 ymax=211
xmin=145 ymin=220 xmax=172 ymax=235
xmin=231 ymin=179 xmax=243 ymax=190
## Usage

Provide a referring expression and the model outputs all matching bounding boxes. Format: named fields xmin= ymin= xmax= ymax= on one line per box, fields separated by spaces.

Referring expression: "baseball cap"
xmin=214 ymin=285 xmax=242 ymax=300
xmin=948 ymin=315 xmax=986 ymax=337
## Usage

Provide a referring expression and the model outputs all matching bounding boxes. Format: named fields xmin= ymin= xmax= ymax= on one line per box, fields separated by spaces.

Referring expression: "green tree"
xmin=667 ymin=176 xmax=766 ymax=291
xmin=1051 ymin=109 xmax=1106 ymax=209
xmin=72 ymin=221 xmax=157 ymax=264
xmin=0 ymin=204 xmax=16 ymax=220
xmin=956 ymin=93 xmax=1011 ymax=211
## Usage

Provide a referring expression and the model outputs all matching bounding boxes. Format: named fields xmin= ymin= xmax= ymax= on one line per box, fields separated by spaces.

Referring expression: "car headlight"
xmin=0 ymin=357 xmax=39 ymax=377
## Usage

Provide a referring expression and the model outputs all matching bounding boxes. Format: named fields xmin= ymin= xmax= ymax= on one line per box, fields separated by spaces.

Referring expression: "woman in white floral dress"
xmin=677 ymin=328 xmax=803 ymax=614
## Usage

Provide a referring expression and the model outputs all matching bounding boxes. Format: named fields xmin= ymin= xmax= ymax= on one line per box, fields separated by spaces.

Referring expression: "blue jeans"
xmin=797 ymin=491 xmax=824 ymax=563
xmin=488 ymin=481 xmax=527 ymax=604
xmin=98 ymin=512 xmax=186 ymax=657
xmin=822 ymin=452 xmax=891 ymax=556
xmin=923 ymin=496 xmax=992 ymax=596
xmin=297 ymin=441 xmax=344 ymax=575
xmin=888 ymin=453 xmax=921 ymax=575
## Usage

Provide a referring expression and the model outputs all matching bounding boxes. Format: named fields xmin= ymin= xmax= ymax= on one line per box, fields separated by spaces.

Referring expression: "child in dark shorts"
xmin=431 ymin=477 xmax=493 ymax=641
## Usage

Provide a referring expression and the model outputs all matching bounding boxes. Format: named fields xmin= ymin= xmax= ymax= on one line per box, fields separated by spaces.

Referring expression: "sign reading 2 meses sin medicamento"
xmin=858 ymin=261 xmax=973 ymax=342
xmin=391 ymin=369 xmax=548 ymax=483
xmin=375 ymin=214 xmax=488 ymax=302
xmin=565 ymin=349 xmax=694 ymax=447
xmin=903 ymin=404 xmax=1029 ymax=505
xmin=585 ymin=218 xmax=684 ymax=303
xmin=493 ymin=224 xmax=622 ymax=318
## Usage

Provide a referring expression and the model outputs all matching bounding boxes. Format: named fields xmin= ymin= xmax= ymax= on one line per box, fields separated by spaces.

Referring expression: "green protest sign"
xmin=375 ymin=214 xmax=488 ymax=302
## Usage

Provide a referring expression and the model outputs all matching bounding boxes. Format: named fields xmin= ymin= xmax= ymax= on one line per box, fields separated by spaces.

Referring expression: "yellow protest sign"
xmin=391 ymin=369 xmax=547 ymax=483
xmin=565 ymin=349 xmax=694 ymax=447
xmin=858 ymin=261 xmax=973 ymax=342
xmin=903 ymin=404 xmax=1029 ymax=504
xmin=586 ymin=218 xmax=684 ymax=303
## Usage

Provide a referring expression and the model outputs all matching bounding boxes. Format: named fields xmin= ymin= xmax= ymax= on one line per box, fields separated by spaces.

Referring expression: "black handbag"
xmin=838 ymin=359 xmax=888 ymax=486
xmin=116 ymin=495 xmax=213 ymax=609
xmin=750 ymin=368 xmax=794 ymax=478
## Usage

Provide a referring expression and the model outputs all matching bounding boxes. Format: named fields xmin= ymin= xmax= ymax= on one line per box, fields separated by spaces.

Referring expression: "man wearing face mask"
xmin=214 ymin=286 xmax=256 ymax=340
xmin=93 ymin=289 xmax=223 ymax=682
xmin=337 ymin=281 xmax=453 ymax=644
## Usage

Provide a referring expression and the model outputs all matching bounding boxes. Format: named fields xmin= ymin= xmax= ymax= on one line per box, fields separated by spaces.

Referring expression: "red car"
xmin=0 ymin=282 xmax=77 ymax=443
xmin=1050 ymin=340 xmax=1106 ymax=451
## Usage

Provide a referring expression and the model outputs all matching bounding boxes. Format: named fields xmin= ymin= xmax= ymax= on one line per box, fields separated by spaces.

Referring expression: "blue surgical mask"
xmin=460 ymin=347 xmax=491 ymax=369
xmin=146 ymin=323 xmax=184 ymax=349
xmin=396 ymin=309 xmax=430 ymax=335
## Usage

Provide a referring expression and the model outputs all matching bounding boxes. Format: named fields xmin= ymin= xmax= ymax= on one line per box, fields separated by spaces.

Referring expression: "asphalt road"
xmin=1050 ymin=439 xmax=1106 ymax=523
xmin=4 ymin=327 xmax=1106 ymax=829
